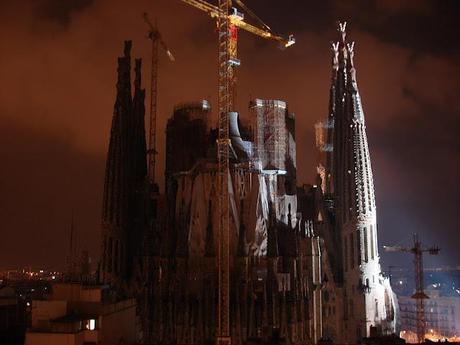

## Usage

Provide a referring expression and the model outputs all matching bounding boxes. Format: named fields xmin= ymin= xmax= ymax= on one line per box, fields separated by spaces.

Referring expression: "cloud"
xmin=34 ymin=0 xmax=95 ymax=26
xmin=0 ymin=0 xmax=458 ymax=269
xmin=371 ymin=80 xmax=460 ymax=269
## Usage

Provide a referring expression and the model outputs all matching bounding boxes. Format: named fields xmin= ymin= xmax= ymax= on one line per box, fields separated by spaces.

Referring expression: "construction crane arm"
xmin=383 ymin=244 xmax=440 ymax=254
xmin=143 ymin=12 xmax=156 ymax=31
xmin=233 ymin=0 xmax=270 ymax=31
xmin=426 ymin=246 xmax=440 ymax=255
xmin=181 ymin=0 xmax=221 ymax=18
xmin=231 ymin=18 xmax=294 ymax=47
xmin=143 ymin=12 xmax=175 ymax=61
xmin=383 ymin=245 xmax=410 ymax=253
xmin=180 ymin=0 xmax=295 ymax=48
xmin=159 ymin=41 xmax=175 ymax=61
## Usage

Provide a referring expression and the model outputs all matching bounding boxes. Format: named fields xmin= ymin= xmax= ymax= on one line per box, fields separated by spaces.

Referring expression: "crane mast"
xmin=143 ymin=13 xmax=174 ymax=186
xmin=413 ymin=237 xmax=427 ymax=343
xmin=180 ymin=2 xmax=295 ymax=344
xmin=384 ymin=234 xmax=440 ymax=343
xmin=142 ymin=14 xmax=174 ymax=345
xmin=148 ymin=23 xmax=158 ymax=185
xmin=216 ymin=3 xmax=231 ymax=343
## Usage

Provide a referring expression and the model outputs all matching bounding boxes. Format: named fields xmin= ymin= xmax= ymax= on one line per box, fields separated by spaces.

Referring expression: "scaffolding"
xmin=314 ymin=119 xmax=333 ymax=152
xmin=251 ymin=99 xmax=287 ymax=173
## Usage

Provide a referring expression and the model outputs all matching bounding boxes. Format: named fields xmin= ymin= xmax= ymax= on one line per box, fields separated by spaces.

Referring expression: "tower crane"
xmin=143 ymin=12 xmax=174 ymax=187
xmin=180 ymin=1 xmax=294 ymax=344
xmin=384 ymin=234 xmax=440 ymax=343
xmin=181 ymin=0 xmax=294 ymax=108
xmin=141 ymin=14 xmax=174 ymax=345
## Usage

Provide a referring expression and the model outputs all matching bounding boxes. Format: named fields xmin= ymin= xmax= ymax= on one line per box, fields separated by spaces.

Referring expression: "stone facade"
xmin=153 ymin=103 xmax=323 ymax=344
xmin=99 ymin=23 xmax=398 ymax=344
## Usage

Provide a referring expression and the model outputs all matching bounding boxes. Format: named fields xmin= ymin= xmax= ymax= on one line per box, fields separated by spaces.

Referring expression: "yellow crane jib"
xmin=180 ymin=0 xmax=295 ymax=49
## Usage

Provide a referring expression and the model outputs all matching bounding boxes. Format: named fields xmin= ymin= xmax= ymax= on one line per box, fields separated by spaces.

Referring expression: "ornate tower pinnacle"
xmin=338 ymin=21 xmax=347 ymax=43
xmin=331 ymin=41 xmax=340 ymax=80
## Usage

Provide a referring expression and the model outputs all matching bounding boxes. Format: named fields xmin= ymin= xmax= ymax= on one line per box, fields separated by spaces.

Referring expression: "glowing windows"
xmin=84 ymin=319 xmax=96 ymax=331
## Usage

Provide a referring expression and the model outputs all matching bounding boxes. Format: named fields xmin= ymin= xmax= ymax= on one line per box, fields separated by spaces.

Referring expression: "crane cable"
xmin=233 ymin=0 xmax=272 ymax=32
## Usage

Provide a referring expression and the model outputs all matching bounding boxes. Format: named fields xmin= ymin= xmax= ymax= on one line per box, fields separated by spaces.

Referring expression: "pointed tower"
xmin=326 ymin=23 xmax=397 ymax=340
xmin=101 ymin=41 xmax=132 ymax=288
xmin=101 ymin=41 xmax=148 ymax=291
xmin=320 ymin=40 xmax=340 ymax=198
xmin=131 ymin=58 xmax=148 ymax=185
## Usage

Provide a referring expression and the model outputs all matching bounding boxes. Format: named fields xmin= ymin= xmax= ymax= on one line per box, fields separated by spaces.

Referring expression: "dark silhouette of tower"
xmin=100 ymin=41 xmax=148 ymax=292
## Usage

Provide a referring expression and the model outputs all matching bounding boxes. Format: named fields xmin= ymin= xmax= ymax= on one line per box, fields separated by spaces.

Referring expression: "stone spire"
xmin=326 ymin=23 xmax=396 ymax=340
xmin=328 ymin=21 xmax=376 ymax=224
xmin=336 ymin=21 xmax=348 ymax=106
xmin=344 ymin=38 xmax=376 ymax=216
xmin=322 ymin=41 xmax=340 ymax=196
xmin=101 ymin=41 xmax=150 ymax=290
xmin=131 ymin=58 xmax=148 ymax=185
xmin=102 ymin=41 xmax=132 ymax=228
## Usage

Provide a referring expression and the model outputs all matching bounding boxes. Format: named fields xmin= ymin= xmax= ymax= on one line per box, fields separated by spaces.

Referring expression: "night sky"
xmin=0 ymin=0 xmax=458 ymax=271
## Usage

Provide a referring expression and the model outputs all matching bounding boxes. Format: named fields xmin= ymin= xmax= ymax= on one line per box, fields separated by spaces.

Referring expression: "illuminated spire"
xmin=331 ymin=41 xmax=339 ymax=77
xmin=338 ymin=21 xmax=347 ymax=43
xmin=346 ymin=41 xmax=359 ymax=94
xmin=325 ymin=22 xmax=397 ymax=341
xmin=338 ymin=21 xmax=348 ymax=66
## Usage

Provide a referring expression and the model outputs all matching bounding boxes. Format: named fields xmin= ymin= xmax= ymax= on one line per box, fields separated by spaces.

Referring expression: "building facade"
xmin=25 ymin=283 xmax=136 ymax=345
xmin=98 ymin=23 xmax=398 ymax=344
xmin=155 ymin=101 xmax=324 ymax=344
xmin=399 ymin=287 xmax=460 ymax=341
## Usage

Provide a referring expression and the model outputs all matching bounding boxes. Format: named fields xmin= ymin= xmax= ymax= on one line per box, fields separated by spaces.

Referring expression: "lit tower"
xmin=327 ymin=22 xmax=397 ymax=341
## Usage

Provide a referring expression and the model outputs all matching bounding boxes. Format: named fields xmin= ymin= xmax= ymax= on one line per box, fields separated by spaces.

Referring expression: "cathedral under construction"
xmin=99 ymin=23 xmax=398 ymax=345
